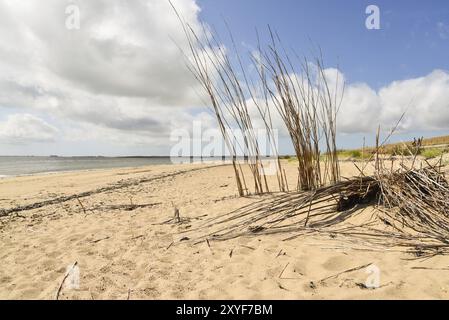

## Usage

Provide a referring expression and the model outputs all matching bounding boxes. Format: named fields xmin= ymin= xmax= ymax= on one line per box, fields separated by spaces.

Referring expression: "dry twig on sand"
xmin=318 ymin=263 xmax=372 ymax=283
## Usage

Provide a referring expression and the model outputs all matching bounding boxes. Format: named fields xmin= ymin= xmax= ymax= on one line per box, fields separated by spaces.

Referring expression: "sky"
xmin=0 ymin=0 xmax=448 ymax=156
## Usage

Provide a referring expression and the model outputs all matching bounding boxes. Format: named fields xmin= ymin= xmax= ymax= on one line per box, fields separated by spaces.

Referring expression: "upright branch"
xmin=256 ymin=30 xmax=343 ymax=190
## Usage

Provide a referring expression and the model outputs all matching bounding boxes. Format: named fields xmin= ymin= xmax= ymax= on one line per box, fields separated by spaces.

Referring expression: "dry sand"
xmin=1 ymin=160 xmax=449 ymax=300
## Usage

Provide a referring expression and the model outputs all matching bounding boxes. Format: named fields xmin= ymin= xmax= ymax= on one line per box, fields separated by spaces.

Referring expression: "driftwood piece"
xmin=76 ymin=197 xmax=87 ymax=215
xmin=92 ymin=203 xmax=161 ymax=212
xmin=318 ymin=263 xmax=372 ymax=284
xmin=92 ymin=236 xmax=110 ymax=243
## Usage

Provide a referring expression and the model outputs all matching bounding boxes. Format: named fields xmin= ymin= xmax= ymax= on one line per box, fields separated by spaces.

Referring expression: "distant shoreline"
xmin=0 ymin=156 xmax=234 ymax=178
xmin=0 ymin=156 xmax=183 ymax=178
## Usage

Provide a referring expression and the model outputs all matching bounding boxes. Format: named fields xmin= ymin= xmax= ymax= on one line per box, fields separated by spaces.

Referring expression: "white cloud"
xmin=0 ymin=0 xmax=208 ymax=150
xmin=0 ymin=114 xmax=58 ymax=144
xmin=337 ymin=69 xmax=449 ymax=134
xmin=0 ymin=0 xmax=203 ymax=102
xmin=338 ymin=82 xmax=381 ymax=133
xmin=233 ymin=67 xmax=449 ymax=139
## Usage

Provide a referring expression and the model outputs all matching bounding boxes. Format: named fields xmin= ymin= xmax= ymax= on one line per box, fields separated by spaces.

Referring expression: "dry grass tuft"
xmin=172 ymin=2 xmax=342 ymax=195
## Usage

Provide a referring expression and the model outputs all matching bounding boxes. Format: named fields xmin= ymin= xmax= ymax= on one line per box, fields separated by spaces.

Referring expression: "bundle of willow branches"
xmin=190 ymin=175 xmax=379 ymax=240
xmin=171 ymin=2 xmax=341 ymax=195
xmin=377 ymin=163 xmax=449 ymax=243
xmin=189 ymin=160 xmax=449 ymax=257
xmin=254 ymin=29 xmax=343 ymax=190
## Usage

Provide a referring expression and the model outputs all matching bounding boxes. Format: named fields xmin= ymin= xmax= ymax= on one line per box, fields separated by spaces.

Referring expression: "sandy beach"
xmin=2 ymin=0 xmax=449 ymax=305
xmin=1 ymin=160 xmax=449 ymax=300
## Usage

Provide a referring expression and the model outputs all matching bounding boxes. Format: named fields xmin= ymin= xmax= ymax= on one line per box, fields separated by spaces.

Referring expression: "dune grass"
xmin=335 ymin=150 xmax=371 ymax=160
xmin=336 ymin=134 xmax=449 ymax=159
xmin=282 ymin=138 xmax=448 ymax=162
xmin=420 ymin=135 xmax=449 ymax=146
xmin=421 ymin=148 xmax=445 ymax=159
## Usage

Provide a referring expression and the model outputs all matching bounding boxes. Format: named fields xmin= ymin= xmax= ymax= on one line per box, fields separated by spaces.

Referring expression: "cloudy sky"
xmin=0 ymin=0 xmax=448 ymax=156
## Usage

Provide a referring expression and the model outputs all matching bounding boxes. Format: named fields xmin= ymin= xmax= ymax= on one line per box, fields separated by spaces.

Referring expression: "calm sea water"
xmin=0 ymin=156 xmax=212 ymax=177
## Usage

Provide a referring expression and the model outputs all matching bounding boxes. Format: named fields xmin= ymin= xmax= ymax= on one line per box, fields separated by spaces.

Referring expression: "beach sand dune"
xmin=1 ymin=161 xmax=449 ymax=299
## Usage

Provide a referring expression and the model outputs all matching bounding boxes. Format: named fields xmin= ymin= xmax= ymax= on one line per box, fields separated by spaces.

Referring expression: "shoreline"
xmin=0 ymin=158 xmax=229 ymax=180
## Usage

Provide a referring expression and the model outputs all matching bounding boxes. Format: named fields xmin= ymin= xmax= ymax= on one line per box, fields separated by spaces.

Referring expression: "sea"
xmin=0 ymin=156 xmax=218 ymax=178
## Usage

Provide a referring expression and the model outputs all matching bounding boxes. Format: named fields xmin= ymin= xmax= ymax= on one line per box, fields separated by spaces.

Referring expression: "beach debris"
xmin=90 ymin=203 xmax=162 ymax=213
xmin=205 ymin=238 xmax=213 ymax=254
xmin=278 ymin=262 xmax=290 ymax=279
xmin=275 ymin=249 xmax=283 ymax=258
xmin=76 ymin=197 xmax=87 ymax=215
xmin=410 ymin=266 xmax=449 ymax=271
xmin=355 ymin=282 xmax=370 ymax=290
xmin=318 ymin=263 xmax=373 ymax=284
xmin=186 ymin=156 xmax=449 ymax=258
xmin=173 ymin=207 xmax=181 ymax=224
xmin=309 ymin=281 xmax=317 ymax=290
xmin=277 ymin=282 xmax=288 ymax=291
xmin=91 ymin=236 xmax=110 ymax=243
xmin=158 ymin=202 xmax=183 ymax=225
xmin=166 ymin=241 xmax=174 ymax=250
